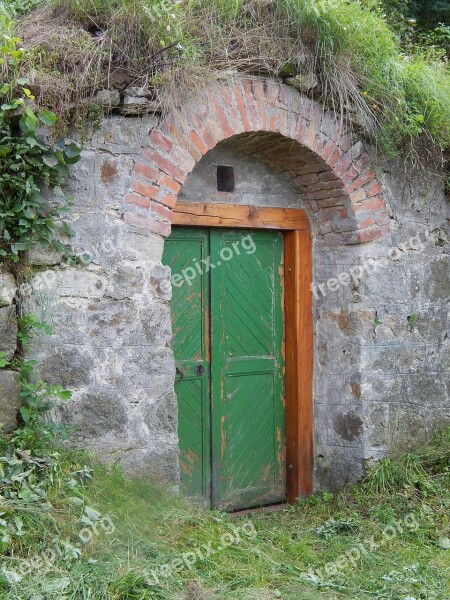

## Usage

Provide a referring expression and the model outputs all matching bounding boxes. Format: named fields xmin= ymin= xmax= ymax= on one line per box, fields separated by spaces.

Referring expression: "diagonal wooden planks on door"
xmin=163 ymin=229 xmax=211 ymax=504
xmin=163 ymin=203 xmax=313 ymax=509
xmin=164 ymin=227 xmax=285 ymax=510
xmin=210 ymin=229 xmax=285 ymax=510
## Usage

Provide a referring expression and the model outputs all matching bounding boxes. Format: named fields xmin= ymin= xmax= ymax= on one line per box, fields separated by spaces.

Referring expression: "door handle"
xmin=196 ymin=364 xmax=206 ymax=376
xmin=175 ymin=367 xmax=184 ymax=382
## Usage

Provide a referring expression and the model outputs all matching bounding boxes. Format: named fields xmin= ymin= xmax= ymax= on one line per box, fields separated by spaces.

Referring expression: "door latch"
xmin=196 ymin=364 xmax=206 ymax=376
xmin=175 ymin=367 xmax=184 ymax=382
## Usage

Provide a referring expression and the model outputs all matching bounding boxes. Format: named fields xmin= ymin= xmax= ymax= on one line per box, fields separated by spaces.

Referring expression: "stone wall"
xmin=313 ymin=164 xmax=449 ymax=489
xmin=0 ymin=272 xmax=20 ymax=432
xmin=7 ymin=116 xmax=180 ymax=484
xmin=0 ymin=77 xmax=448 ymax=493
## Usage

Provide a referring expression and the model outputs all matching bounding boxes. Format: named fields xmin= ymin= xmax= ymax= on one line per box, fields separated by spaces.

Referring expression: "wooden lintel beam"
xmin=172 ymin=201 xmax=309 ymax=231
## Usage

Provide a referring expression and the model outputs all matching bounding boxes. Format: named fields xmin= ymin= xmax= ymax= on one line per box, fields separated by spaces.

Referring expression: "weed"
xmin=0 ymin=427 xmax=448 ymax=599
xmin=0 ymin=0 xmax=447 ymax=161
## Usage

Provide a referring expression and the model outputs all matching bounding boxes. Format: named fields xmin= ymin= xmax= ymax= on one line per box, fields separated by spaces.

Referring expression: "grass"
xmin=0 ymin=0 xmax=449 ymax=162
xmin=1 ymin=427 xmax=449 ymax=599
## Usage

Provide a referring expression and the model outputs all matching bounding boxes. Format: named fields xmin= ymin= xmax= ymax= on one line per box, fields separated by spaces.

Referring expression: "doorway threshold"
xmin=231 ymin=502 xmax=287 ymax=515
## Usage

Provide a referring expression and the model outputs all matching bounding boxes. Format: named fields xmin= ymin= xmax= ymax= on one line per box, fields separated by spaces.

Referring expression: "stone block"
xmin=285 ymin=72 xmax=319 ymax=93
xmin=70 ymin=214 xmax=122 ymax=268
xmin=121 ymin=229 xmax=165 ymax=262
xmin=386 ymin=403 xmax=449 ymax=451
xmin=370 ymin=306 xmax=426 ymax=345
xmin=141 ymin=301 xmax=172 ymax=346
xmin=142 ymin=391 xmax=178 ymax=436
xmin=0 ymin=273 xmax=17 ymax=306
xmin=150 ymin=264 xmax=172 ymax=301
xmin=363 ymin=373 xmax=408 ymax=404
xmin=0 ymin=370 xmax=20 ymax=432
xmin=395 ymin=346 xmax=426 ymax=374
xmin=314 ymin=370 xmax=359 ymax=404
xmin=88 ymin=115 xmax=158 ymax=154
xmin=95 ymin=89 xmax=121 ymax=109
xmin=35 ymin=267 xmax=108 ymax=299
xmin=0 ymin=306 xmax=17 ymax=360
xmin=123 ymin=86 xmax=154 ymax=98
xmin=122 ymin=346 xmax=175 ymax=393
xmin=414 ymin=305 xmax=449 ymax=340
xmin=316 ymin=339 xmax=360 ymax=374
xmin=34 ymin=344 xmax=93 ymax=389
xmin=406 ymin=374 xmax=448 ymax=406
xmin=314 ymin=444 xmax=364 ymax=492
xmin=358 ymin=260 xmax=422 ymax=305
xmin=314 ymin=403 xmax=328 ymax=445
xmin=327 ymin=404 xmax=364 ymax=447
xmin=23 ymin=296 xmax=87 ymax=345
xmin=25 ymin=244 xmax=64 ymax=266
xmin=426 ymin=340 xmax=449 ymax=372
xmin=119 ymin=444 xmax=180 ymax=483
xmin=85 ymin=298 xmax=137 ymax=347
xmin=361 ymin=345 xmax=397 ymax=375
xmin=59 ymin=386 xmax=129 ymax=438
xmin=120 ymin=96 xmax=160 ymax=116
xmin=422 ymin=255 xmax=449 ymax=303
xmin=95 ymin=154 xmax=134 ymax=199
xmin=61 ymin=150 xmax=98 ymax=202
xmin=318 ymin=308 xmax=375 ymax=342
xmin=106 ymin=265 xmax=146 ymax=300
xmin=363 ymin=401 xmax=390 ymax=451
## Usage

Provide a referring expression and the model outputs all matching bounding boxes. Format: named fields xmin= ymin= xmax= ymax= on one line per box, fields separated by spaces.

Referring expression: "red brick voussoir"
xmin=124 ymin=77 xmax=389 ymax=243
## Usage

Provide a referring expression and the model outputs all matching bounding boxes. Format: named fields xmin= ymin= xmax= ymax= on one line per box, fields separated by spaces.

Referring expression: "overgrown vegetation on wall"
xmin=0 ymin=0 xmax=449 ymax=164
xmin=0 ymin=12 xmax=80 ymax=437
xmin=0 ymin=27 xmax=81 ymax=592
xmin=0 ymin=428 xmax=449 ymax=598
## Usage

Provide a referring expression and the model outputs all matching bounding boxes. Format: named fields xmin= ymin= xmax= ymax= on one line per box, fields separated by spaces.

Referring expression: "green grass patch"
xmin=1 ymin=428 xmax=449 ymax=599
xmin=0 ymin=0 xmax=449 ymax=160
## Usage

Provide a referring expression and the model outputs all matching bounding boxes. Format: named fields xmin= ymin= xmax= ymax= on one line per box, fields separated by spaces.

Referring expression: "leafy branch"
xmin=0 ymin=23 xmax=78 ymax=441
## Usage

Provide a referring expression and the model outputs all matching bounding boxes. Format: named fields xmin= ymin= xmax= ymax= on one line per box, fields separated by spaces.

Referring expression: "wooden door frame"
xmin=172 ymin=201 xmax=314 ymax=501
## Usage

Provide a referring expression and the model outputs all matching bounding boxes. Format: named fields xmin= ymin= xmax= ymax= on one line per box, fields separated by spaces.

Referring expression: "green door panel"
xmin=210 ymin=230 xmax=285 ymax=510
xmin=164 ymin=227 xmax=285 ymax=510
xmin=162 ymin=228 xmax=210 ymax=503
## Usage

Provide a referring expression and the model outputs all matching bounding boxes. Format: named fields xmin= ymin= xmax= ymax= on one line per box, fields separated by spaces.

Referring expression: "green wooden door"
xmin=163 ymin=228 xmax=285 ymax=510
xmin=210 ymin=230 xmax=285 ymax=509
xmin=162 ymin=229 xmax=211 ymax=503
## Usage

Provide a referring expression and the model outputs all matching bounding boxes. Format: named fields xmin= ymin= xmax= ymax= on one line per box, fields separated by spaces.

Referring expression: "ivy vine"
xmin=0 ymin=20 xmax=81 ymax=438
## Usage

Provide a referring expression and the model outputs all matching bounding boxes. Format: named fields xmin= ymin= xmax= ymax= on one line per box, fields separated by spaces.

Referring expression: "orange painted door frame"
xmin=172 ymin=202 xmax=314 ymax=501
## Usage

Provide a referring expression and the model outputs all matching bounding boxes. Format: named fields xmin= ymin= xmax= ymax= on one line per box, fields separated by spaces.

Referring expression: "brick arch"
xmin=124 ymin=78 xmax=389 ymax=243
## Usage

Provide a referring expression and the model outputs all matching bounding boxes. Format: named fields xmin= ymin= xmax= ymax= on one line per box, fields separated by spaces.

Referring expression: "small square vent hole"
xmin=217 ymin=165 xmax=235 ymax=192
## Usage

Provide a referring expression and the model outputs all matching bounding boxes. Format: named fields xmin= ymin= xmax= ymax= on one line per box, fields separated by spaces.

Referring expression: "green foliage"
xmin=375 ymin=0 xmax=450 ymax=56
xmin=0 ymin=427 xmax=448 ymax=599
xmin=25 ymin=0 xmax=449 ymax=160
xmin=363 ymin=427 xmax=450 ymax=496
xmin=407 ymin=312 xmax=417 ymax=329
xmin=0 ymin=1 xmax=45 ymax=18
xmin=0 ymin=88 xmax=81 ymax=262
xmin=272 ymin=0 xmax=450 ymax=154
xmin=0 ymin=315 xmax=72 ymax=443
xmin=0 ymin=444 xmax=93 ymax=573
xmin=0 ymin=350 xmax=8 ymax=367
xmin=407 ymin=0 xmax=450 ymax=31
xmin=1 ymin=9 xmax=81 ymax=262
xmin=0 ymin=22 xmax=77 ymax=444
xmin=17 ymin=315 xmax=72 ymax=438
xmin=315 ymin=517 xmax=358 ymax=539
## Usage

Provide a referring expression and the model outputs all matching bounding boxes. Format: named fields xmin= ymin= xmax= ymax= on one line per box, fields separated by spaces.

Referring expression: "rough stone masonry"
xmin=0 ymin=77 xmax=448 ymax=491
